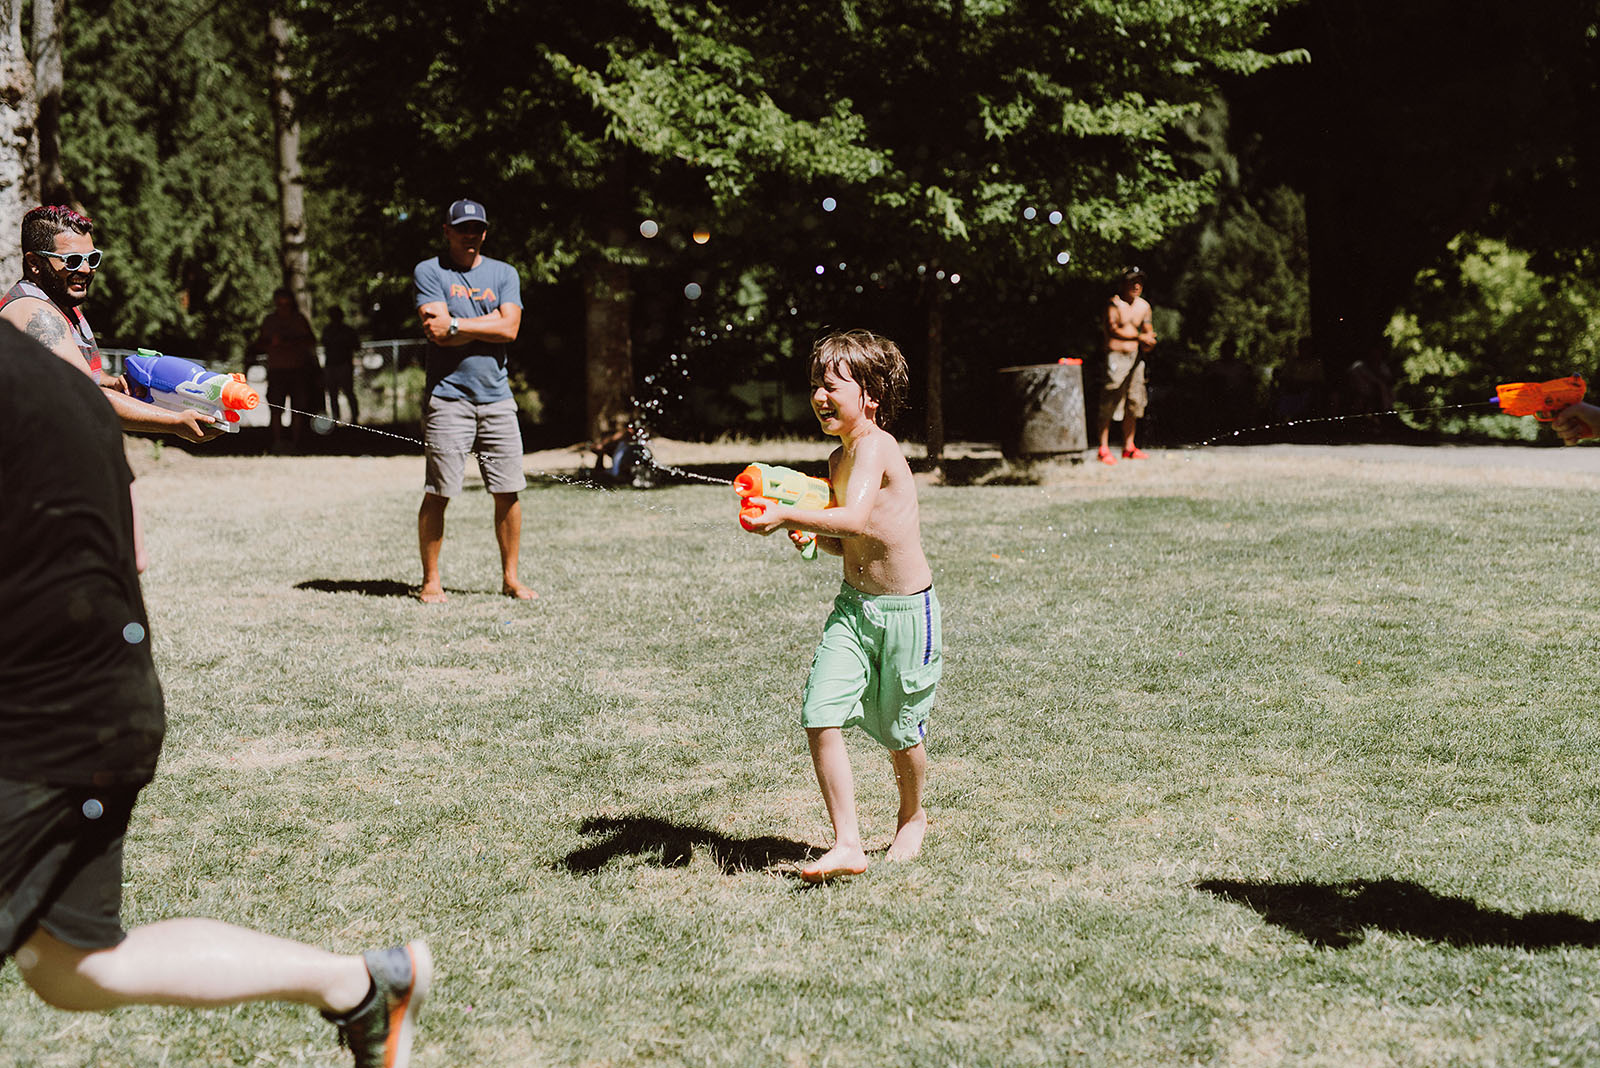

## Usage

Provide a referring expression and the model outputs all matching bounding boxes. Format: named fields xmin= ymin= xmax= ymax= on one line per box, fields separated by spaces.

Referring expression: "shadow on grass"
xmin=294 ymin=579 xmax=417 ymax=597
xmin=560 ymin=815 xmax=815 ymax=876
xmin=1197 ymin=877 xmax=1600 ymax=950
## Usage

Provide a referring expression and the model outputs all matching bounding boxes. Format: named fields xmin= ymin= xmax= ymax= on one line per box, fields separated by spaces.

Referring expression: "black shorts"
xmin=0 ymin=775 xmax=140 ymax=960
xmin=266 ymin=367 xmax=320 ymax=412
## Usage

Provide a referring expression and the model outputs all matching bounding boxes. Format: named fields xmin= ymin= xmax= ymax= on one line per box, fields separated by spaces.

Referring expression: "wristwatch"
xmin=447 ymin=317 xmax=459 ymax=337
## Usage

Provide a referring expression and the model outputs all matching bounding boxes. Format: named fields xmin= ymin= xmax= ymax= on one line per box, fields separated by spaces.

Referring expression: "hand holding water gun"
xmin=734 ymin=462 xmax=833 ymax=560
xmin=1553 ymin=400 xmax=1600 ymax=445
xmin=123 ymin=349 xmax=259 ymax=433
xmin=1491 ymin=375 xmax=1586 ymax=423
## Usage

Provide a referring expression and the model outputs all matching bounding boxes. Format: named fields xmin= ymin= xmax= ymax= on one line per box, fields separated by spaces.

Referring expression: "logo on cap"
xmin=447 ymin=199 xmax=487 ymax=226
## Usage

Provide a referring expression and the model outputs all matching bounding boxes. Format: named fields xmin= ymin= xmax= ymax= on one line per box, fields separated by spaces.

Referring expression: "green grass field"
xmin=5 ymin=440 xmax=1600 ymax=1067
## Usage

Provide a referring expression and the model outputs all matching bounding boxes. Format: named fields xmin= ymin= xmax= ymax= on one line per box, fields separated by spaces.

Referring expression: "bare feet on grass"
xmin=799 ymin=844 xmax=869 ymax=883
xmin=418 ymin=584 xmax=447 ymax=604
xmin=502 ymin=579 xmax=538 ymax=600
xmin=887 ymin=808 xmax=927 ymax=862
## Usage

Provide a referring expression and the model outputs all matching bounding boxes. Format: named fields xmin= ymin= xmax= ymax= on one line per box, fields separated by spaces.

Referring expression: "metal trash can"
xmin=998 ymin=360 xmax=1087 ymax=459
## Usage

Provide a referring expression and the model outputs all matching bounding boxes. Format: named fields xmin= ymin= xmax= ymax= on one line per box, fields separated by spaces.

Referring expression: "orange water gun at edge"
xmin=734 ymin=462 xmax=832 ymax=561
xmin=1492 ymin=375 xmax=1586 ymax=421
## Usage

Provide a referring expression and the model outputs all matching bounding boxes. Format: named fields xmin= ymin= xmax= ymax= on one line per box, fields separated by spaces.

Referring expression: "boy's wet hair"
xmin=809 ymin=330 xmax=909 ymax=430
xmin=22 ymin=205 xmax=93 ymax=256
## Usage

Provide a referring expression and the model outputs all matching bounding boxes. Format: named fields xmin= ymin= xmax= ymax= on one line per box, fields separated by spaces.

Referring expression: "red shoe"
xmin=1097 ymin=446 xmax=1117 ymax=465
xmin=1122 ymin=446 xmax=1149 ymax=460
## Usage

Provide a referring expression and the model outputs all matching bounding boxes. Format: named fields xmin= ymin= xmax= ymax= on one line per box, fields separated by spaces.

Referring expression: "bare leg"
xmin=887 ymin=742 xmax=928 ymax=861
xmin=15 ymin=921 xmax=370 ymax=1014
xmin=1122 ymin=413 xmax=1139 ymax=453
xmin=801 ymin=727 xmax=868 ymax=882
xmin=418 ymin=493 xmax=449 ymax=603
xmin=493 ymin=492 xmax=536 ymax=600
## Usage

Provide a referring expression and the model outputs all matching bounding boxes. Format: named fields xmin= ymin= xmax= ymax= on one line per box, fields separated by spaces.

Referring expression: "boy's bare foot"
xmin=418 ymin=584 xmax=447 ymax=604
xmin=502 ymin=579 xmax=538 ymax=600
xmin=887 ymin=808 xmax=927 ymax=862
xmin=799 ymin=844 xmax=869 ymax=883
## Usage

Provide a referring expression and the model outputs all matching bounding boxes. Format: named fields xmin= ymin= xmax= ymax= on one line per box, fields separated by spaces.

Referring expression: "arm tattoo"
xmin=24 ymin=307 xmax=70 ymax=351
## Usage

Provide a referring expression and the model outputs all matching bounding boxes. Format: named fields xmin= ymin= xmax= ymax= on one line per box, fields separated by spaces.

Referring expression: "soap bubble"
xmin=311 ymin=415 xmax=335 ymax=435
xmin=640 ymin=219 xmax=660 ymax=238
xmin=1056 ymin=251 xmax=1071 ymax=265
xmin=122 ymin=621 xmax=146 ymax=644
xmin=822 ymin=197 xmax=837 ymax=212
xmin=684 ymin=283 xmax=702 ymax=300
xmin=1048 ymin=210 xmax=1063 ymax=225
xmin=692 ymin=229 xmax=711 ymax=244
xmin=82 ymin=798 xmax=104 ymax=820
xmin=815 ymin=265 xmax=826 ymax=275
xmin=1023 ymin=206 xmax=1037 ymax=220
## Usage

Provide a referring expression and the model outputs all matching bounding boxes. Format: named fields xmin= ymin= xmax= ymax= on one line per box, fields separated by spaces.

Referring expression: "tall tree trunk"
xmin=584 ymin=243 xmax=633 ymax=441
xmin=0 ymin=0 xmax=37 ymax=282
xmin=923 ymin=267 xmax=946 ymax=475
xmin=584 ymin=157 xmax=634 ymax=441
xmin=268 ymin=11 xmax=310 ymax=320
xmin=32 ymin=0 xmax=66 ymax=204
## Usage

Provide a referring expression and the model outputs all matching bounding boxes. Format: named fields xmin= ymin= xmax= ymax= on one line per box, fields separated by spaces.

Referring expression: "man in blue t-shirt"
xmin=412 ymin=198 xmax=535 ymax=603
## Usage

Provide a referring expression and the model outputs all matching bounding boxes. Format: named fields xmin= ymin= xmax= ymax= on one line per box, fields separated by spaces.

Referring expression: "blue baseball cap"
xmin=447 ymin=199 xmax=488 ymax=227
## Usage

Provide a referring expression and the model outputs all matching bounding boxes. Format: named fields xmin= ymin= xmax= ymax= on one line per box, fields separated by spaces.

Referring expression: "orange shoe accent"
xmin=1097 ymin=446 xmax=1117 ymax=465
xmin=1122 ymin=447 xmax=1148 ymax=459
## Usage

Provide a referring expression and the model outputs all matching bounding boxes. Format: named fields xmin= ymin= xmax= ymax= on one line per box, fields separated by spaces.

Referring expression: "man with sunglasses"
xmin=0 ymin=205 xmax=224 ymax=443
xmin=411 ymin=198 xmax=534 ymax=603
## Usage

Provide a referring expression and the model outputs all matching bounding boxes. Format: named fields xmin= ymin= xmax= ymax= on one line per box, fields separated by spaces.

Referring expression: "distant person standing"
xmin=1096 ymin=267 xmax=1156 ymax=465
xmin=321 ymin=306 xmax=361 ymax=423
xmin=412 ymin=198 xmax=534 ymax=604
xmin=249 ymin=288 xmax=318 ymax=451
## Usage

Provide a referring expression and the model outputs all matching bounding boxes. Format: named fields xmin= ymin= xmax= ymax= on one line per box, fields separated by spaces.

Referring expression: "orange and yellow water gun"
xmin=1492 ymin=375 xmax=1586 ymax=422
xmin=734 ymin=462 xmax=832 ymax=560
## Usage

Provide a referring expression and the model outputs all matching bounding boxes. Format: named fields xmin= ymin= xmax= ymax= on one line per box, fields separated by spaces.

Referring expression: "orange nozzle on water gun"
xmin=734 ymin=462 xmax=833 ymax=560
xmin=1492 ymin=376 xmax=1586 ymax=422
xmin=218 ymin=375 xmax=259 ymax=412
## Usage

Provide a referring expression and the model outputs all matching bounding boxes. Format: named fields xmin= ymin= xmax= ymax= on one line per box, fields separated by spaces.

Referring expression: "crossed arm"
xmin=418 ymin=301 xmax=523 ymax=347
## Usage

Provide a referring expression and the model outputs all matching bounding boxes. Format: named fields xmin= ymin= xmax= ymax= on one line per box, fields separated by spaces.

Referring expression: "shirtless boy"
xmin=1096 ymin=266 xmax=1157 ymax=464
xmin=741 ymin=330 xmax=942 ymax=882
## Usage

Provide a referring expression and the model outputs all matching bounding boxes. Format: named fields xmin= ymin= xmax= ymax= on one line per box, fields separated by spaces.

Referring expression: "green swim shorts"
xmin=801 ymin=582 xmax=943 ymax=751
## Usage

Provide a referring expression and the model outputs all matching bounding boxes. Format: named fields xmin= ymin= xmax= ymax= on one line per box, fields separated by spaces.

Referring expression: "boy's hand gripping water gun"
xmin=1491 ymin=375 xmax=1586 ymax=422
xmin=122 ymin=349 xmax=260 ymax=432
xmin=734 ymin=462 xmax=833 ymax=560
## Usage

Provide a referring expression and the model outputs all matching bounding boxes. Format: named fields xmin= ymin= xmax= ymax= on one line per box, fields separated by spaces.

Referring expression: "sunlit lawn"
xmin=4 ymin=439 xmax=1600 ymax=1067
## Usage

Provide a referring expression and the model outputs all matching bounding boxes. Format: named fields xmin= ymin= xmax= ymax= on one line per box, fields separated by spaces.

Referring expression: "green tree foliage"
xmin=1388 ymin=234 xmax=1600 ymax=440
xmin=60 ymin=0 xmax=282 ymax=359
xmin=1171 ymin=187 xmax=1309 ymax=398
xmin=294 ymin=0 xmax=1303 ymax=441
